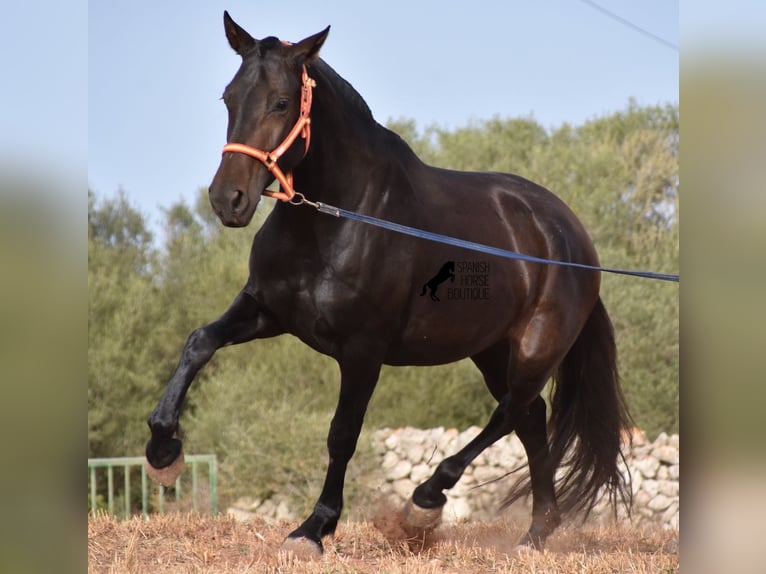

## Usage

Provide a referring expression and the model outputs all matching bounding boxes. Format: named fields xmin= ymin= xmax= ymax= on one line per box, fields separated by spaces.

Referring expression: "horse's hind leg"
xmin=409 ymin=394 xmax=517 ymax=513
xmin=403 ymin=343 xmax=515 ymax=530
xmin=404 ymin=341 xmax=563 ymax=548
xmin=443 ymin=352 xmax=561 ymax=550
xmin=145 ymin=290 xmax=281 ymax=483
xmin=513 ymin=395 xmax=561 ymax=549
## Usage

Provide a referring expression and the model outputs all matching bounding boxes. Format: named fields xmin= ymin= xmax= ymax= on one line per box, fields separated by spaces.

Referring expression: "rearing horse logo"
xmin=420 ymin=261 xmax=455 ymax=302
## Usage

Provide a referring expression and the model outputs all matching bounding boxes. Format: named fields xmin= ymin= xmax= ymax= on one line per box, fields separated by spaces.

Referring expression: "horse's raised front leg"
xmin=282 ymin=347 xmax=382 ymax=558
xmin=145 ymin=290 xmax=281 ymax=484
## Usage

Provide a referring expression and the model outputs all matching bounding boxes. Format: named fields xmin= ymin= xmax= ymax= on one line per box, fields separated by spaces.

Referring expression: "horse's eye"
xmin=274 ymin=98 xmax=289 ymax=112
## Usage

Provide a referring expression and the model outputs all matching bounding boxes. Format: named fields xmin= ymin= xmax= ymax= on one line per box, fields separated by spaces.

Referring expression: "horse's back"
xmin=421 ymin=166 xmax=597 ymax=265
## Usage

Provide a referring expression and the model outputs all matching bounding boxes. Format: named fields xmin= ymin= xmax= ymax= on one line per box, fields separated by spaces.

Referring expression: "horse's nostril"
xmin=231 ymin=189 xmax=245 ymax=212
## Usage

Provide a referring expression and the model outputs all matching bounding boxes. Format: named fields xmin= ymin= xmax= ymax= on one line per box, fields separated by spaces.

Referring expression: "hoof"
xmin=513 ymin=542 xmax=539 ymax=555
xmin=402 ymin=498 xmax=443 ymax=532
xmin=513 ymin=530 xmax=547 ymax=555
xmin=280 ymin=536 xmax=323 ymax=560
xmin=145 ymin=452 xmax=185 ymax=487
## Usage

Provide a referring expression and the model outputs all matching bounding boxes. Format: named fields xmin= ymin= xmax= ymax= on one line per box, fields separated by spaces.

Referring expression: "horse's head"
xmin=209 ymin=12 xmax=329 ymax=227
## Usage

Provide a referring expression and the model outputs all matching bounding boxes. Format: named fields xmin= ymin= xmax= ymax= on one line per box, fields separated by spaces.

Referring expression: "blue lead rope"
xmin=314 ymin=201 xmax=679 ymax=283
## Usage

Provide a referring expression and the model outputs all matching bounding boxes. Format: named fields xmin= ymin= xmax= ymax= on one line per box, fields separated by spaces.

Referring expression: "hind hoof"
xmin=280 ymin=536 xmax=323 ymax=560
xmin=402 ymin=498 xmax=443 ymax=532
xmin=145 ymin=452 xmax=185 ymax=487
xmin=509 ymin=543 xmax=541 ymax=560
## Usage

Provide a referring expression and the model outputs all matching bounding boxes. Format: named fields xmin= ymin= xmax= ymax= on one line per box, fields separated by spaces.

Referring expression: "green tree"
xmin=88 ymin=190 xmax=164 ymax=456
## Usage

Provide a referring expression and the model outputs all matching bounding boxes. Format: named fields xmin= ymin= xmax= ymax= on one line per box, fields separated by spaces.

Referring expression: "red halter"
xmin=221 ymin=64 xmax=316 ymax=202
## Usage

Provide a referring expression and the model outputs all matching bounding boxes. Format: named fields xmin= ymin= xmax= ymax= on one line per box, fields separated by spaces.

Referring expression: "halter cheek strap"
xmin=221 ymin=64 xmax=315 ymax=202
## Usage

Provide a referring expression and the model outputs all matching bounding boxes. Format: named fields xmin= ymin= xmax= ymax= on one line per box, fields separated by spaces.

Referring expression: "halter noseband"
xmin=221 ymin=64 xmax=316 ymax=202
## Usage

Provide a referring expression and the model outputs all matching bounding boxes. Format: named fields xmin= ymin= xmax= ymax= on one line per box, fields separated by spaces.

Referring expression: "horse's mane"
xmin=310 ymin=59 xmax=376 ymax=124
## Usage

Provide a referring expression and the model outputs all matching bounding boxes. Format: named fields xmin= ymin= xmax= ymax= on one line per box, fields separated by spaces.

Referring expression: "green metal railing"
xmin=88 ymin=454 xmax=217 ymax=517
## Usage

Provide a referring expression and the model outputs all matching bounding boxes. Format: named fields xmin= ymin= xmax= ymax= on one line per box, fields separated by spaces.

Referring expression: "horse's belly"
xmin=385 ymin=298 xmax=513 ymax=366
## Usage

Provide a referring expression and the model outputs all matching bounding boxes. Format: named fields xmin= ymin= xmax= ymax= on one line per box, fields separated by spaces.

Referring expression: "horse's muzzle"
xmin=210 ymin=185 xmax=254 ymax=226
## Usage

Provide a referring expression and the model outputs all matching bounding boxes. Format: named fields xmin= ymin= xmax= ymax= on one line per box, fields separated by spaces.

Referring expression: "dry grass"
xmin=88 ymin=510 xmax=678 ymax=574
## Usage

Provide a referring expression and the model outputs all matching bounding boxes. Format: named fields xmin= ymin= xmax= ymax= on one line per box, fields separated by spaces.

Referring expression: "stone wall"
xmin=229 ymin=426 xmax=679 ymax=530
xmin=371 ymin=426 xmax=678 ymax=529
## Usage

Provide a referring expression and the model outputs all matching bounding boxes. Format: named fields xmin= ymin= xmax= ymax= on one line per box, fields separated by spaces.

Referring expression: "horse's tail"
xmin=505 ymin=297 xmax=633 ymax=517
xmin=549 ymin=296 xmax=633 ymax=516
xmin=420 ymin=284 xmax=427 ymax=296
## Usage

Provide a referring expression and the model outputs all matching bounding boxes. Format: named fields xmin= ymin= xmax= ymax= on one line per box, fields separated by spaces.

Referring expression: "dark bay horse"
xmin=146 ymin=11 xmax=632 ymax=557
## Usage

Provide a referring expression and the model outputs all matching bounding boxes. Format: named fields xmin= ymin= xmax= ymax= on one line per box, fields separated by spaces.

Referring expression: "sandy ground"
xmin=88 ymin=508 xmax=679 ymax=573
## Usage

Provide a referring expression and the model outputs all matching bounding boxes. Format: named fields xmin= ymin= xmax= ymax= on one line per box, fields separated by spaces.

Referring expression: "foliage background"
xmin=88 ymin=103 xmax=678 ymax=514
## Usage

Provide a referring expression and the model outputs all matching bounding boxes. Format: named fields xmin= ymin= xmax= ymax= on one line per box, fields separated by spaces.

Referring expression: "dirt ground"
xmin=88 ymin=509 xmax=678 ymax=573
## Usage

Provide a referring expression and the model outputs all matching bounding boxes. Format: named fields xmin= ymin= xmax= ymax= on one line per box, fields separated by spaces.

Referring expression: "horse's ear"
xmin=291 ymin=26 xmax=330 ymax=63
xmin=223 ymin=11 xmax=256 ymax=56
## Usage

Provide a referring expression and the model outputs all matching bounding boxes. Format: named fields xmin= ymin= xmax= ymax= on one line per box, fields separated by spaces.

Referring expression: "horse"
xmin=420 ymin=261 xmax=455 ymax=301
xmin=145 ymin=11 xmax=633 ymax=558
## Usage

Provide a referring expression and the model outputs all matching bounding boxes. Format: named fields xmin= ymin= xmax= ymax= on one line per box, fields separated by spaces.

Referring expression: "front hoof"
xmin=146 ymin=435 xmax=183 ymax=466
xmin=280 ymin=536 xmax=323 ymax=560
xmin=402 ymin=497 xmax=443 ymax=532
xmin=145 ymin=451 xmax=185 ymax=487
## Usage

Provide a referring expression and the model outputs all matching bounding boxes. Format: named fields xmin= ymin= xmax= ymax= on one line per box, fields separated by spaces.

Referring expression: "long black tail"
xmin=504 ymin=296 xmax=633 ymax=517
xmin=548 ymin=296 xmax=633 ymax=516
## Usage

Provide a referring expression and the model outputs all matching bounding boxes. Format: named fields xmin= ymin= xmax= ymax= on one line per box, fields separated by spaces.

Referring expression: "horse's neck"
xmin=295 ymin=62 xmax=423 ymax=209
xmin=299 ymin=96 xmax=386 ymax=204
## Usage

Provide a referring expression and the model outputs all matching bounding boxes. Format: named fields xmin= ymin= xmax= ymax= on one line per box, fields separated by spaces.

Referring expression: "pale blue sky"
xmin=87 ymin=1 xmax=682 ymax=230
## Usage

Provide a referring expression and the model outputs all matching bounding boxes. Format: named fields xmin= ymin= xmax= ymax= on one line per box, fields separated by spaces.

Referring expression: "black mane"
xmin=311 ymin=59 xmax=375 ymax=124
